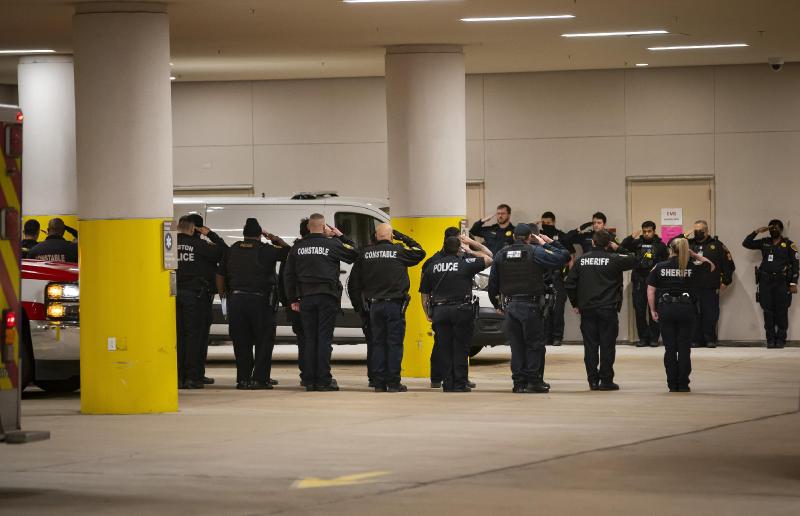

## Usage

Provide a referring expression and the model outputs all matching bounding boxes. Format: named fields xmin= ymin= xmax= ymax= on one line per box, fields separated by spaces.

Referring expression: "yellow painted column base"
xmin=79 ymin=218 xmax=178 ymax=414
xmin=392 ymin=216 xmax=463 ymax=378
xmin=23 ymin=215 xmax=79 ymax=242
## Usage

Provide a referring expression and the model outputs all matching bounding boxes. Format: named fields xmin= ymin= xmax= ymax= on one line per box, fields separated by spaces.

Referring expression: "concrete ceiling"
xmin=1 ymin=0 xmax=799 ymax=84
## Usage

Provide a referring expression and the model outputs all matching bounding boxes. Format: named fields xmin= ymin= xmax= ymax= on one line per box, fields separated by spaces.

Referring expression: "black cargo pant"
xmin=199 ymin=289 xmax=215 ymax=377
xmin=300 ymin=293 xmax=339 ymax=387
xmin=693 ymin=288 xmax=719 ymax=346
xmin=579 ymin=306 xmax=619 ymax=385
xmin=658 ymin=301 xmax=695 ymax=390
xmin=355 ymin=310 xmax=376 ymax=383
xmin=505 ymin=301 xmax=546 ymax=387
xmin=229 ymin=292 xmax=275 ymax=384
xmin=370 ymin=300 xmax=406 ymax=388
xmin=176 ymin=288 xmax=205 ymax=384
xmin=759 ymin=275 xmax=791 ymax=343
xmin=287 ymin=308 xmax=305 ymax=380
xmin=545 ymin=273 xmax=567 ymax=343
xmin=632 ymin=275 xmax=660 ymax=344
xmin=432 ymin=303 xmax=474 ymax=390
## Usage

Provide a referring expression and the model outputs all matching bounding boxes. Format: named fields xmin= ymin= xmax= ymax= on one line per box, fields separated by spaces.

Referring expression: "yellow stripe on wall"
xmin=79 ymin=218 xmax=177 ymax=414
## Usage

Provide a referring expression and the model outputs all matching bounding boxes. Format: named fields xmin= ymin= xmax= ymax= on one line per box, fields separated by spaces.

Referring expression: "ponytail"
xmin=670 ymin=237 xmax=690 ymax=275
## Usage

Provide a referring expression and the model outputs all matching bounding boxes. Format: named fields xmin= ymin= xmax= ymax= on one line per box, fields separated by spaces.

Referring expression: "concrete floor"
xmin=2 ymin=344 xmax=799 ymax=515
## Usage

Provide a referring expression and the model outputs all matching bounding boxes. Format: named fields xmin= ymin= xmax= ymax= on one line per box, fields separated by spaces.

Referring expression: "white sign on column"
xmin=661 ymin=208 xmax=683 ymax=226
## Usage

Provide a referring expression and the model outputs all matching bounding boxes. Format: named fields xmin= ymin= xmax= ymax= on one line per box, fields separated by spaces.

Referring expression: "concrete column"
xmin=385 ymin=45 xmax=466 ymax=378
xmin=73 ymin=1 xmax=176 ymax=413
xmin=17 ymin=56 xmax=78 ymax=240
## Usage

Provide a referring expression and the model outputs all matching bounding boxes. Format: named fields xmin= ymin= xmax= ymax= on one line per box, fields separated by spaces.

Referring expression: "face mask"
xmin=769 ymin=228 xmax=781 ymax=239
xmin=540 ymin=224 xmax=556 ymax=237
xmin=694 ymin=230 xmax=705 ymax=240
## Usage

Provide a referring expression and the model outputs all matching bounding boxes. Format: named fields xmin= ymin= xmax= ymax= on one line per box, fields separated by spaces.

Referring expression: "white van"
xmin=173 ymin=193 xmax=505 ymax=356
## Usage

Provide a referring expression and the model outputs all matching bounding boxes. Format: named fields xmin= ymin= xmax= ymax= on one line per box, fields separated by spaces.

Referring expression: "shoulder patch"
xmin=544 ymin=249 xmax=554 ymax=255
xmin=709 ymin=244 xmax=716 ymax=250
xmin=781 ymin=242 xmax=787 ymax=248
xmin=505 ymin=230 xmax=512 ymax=237
xmin=343 ymin=243 xmax=353 ymax=249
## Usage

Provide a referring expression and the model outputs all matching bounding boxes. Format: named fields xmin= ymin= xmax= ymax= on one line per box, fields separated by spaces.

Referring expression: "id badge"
xmin=768 ymin=254 xmax=774 ymax=262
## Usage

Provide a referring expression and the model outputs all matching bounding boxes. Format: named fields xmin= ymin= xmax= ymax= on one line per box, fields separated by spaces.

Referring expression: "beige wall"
xmin=172 ymin=63 xmax=800 ymax=341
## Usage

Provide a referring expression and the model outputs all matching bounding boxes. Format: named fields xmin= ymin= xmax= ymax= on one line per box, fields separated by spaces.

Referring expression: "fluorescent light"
xmin=0 ymin=49 xmax=56 ymax=55
xmin=562 ymin=30 xmax=668 ymax=38
xmin=170 ymin=76 xmax=176 ymax=81
xmin=343 ymin=0 xmax=429 ymax=3
xmin=648 ymin=43 xmax=748 ymax=51
xmin=635 ymin=63 xmax=649 ymax=67
xmin=462 ymin=15 xmax=575 ymax=22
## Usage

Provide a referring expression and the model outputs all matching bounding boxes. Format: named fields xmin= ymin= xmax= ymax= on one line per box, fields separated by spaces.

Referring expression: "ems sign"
xmin=163 ymin=220 xmax=178 ymax=271
xmin=660 ymin=208 xmax=683 ymax=226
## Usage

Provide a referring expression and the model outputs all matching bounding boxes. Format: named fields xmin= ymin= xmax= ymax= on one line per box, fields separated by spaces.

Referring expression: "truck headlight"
xmin=45 ymin=282 xmax=79 ymax=324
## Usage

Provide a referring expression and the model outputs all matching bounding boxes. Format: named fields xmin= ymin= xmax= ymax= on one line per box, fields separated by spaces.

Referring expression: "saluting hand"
xmin=756 ymin=226 xmax=769 ymax=234
xmin=632 ymin=229 xmax=642 ymax=239
xmin=198 ymin=226 xmax=210 ymax=236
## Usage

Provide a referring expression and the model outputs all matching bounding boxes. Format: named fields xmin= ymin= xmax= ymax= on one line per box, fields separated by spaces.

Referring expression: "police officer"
xmin=563 ymin=211 xmax=618 ymax=256
xmin=742 ymin=220 xmax=799 ymax=348
xmin=284 ymin=213 xmax=358 ymax=391
xmin=539 ymin=211 xmax=568 ymax=346
xmin=488 ymin=224 xmax=570 ymax=393
xmin=421 ymin=227 xmax=488 ymax=388
xmin=27 ymin=218 xmax=78 ymax=263
xmin=278 ymin=218 xmax=310 ymax=385
xmin=20 ymin=219 xmax=41 ymax=258
xmin=187 ymin=213 xmax=229 ymax=385
xmin=687 ymin=220 xmax=735 ymax=348
xmin=470 ymin=204 xmax=515 ymax=255
xmin=621 ymin=221 xmax=669 ymax=348
xmin=421 ymin=236 xmax=492 ymax=392
xmin=350 ymin=223 xmax=426 ymax=392
xmin=647 ymin=237 xmax=715 ymax=392
xmin=176 ymin=216 xmax=225 ymax=389
xmin=565 ymin=230 xmax=637 ymax=391
xmin=217 ymin=218 xmax=289 ymax=390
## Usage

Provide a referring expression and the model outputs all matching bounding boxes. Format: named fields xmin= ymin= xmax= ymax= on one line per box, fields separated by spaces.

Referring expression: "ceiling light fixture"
xmin=0 ymin=49 xmax=56 ymax=55
xmin=635 ymin=63 xmax=649 ymax=67
xmin=461 ymin=15 xmax=575 ymax=22
xmin=170 ymin=76 xmax=176 ymax=81
xmin=343 ymin=0 xmax=429 ymax=3
xmin=648 ymin=43 xmax=748 ymax=51
xmin=562 ymin=30 xmax=668 ymax=38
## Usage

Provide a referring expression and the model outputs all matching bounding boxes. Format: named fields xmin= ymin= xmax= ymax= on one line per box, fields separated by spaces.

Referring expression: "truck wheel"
xmin=468 ymin=345 xmax=483 ymax=358
xmin=20 ymin=312 xmax=33 ymax=390
xmin=34 ymin=377 xmax=80 ymax=393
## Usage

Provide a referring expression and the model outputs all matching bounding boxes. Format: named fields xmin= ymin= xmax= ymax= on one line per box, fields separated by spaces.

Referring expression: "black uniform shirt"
xmin=487 ymin=241 xmax=571 ymax=307
xmin=563 ymin=229 xmax=619 ymax=255
xmin=196 ymin=231 xmax=229 ymax=286
xmin=742 ymin=232 xmax=799 ymax=284
xmin=646 ymin=257 xmax=708 ymax=299
xmin=565 ymin=249 xmax=637 ymax=310
xmin=419 ymin=254 xmax=486 ymax=302
xmin=687 ymin=236 xmax=735 ymax=289
xmin=284 ymin=233 xmax=358 ymax=302
xmin=177 ymin=232 xmax=224 ymax=290
xmin=350 ymin=238 xmax=426 ymax=300
xmin=620 ymin=235 xmax=669 ymax=278
xmin=218 ymin=239 xmax=289 ymax=294
xmin=469 ymin=220 xmax=515 ymax=255
xmin=27 ymin=235 xmax=78 ymax=263
xmin=21 ymin=238 xmax=39 ymax=258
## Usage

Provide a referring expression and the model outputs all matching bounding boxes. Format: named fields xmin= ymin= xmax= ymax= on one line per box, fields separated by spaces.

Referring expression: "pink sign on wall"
xmin=661 ymin=225 xmax=684 ymax=243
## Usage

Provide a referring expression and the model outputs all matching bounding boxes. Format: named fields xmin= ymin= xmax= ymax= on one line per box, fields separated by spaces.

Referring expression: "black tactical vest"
xmin=498 ymin=244 xmax=545 ymax=296
xmin=227 ymin=242 xmax=268 ymax=293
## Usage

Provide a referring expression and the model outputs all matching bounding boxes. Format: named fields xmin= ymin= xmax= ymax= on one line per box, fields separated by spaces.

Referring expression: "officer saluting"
xmin=176 ymin=216 xmax=226 ymax=389
xmin=421 ymin=235 xmax=492 ymax=392
xmin=565 ymin=230 xmax=637 ymax=391
xmin=621 ymin=221 xmax=669 ymax=348
xmin=284 ymin=213 xmax=358 ymax=391
xmin=563 ymin=212 xmax=618 ymax=256
xmin=539 ymin=211 xmax=568 ymax=347
xmin=349 ymin=223 xmax=426 ymax=392
xmin=647 ymin=238 xmax=715 ymax=392
xmin=217 ymin=218 xmax=289 ymax=390
xmin=488 ymin=224 xmax=570 ymax=393
xmin=687 ymin=220 xmax=735 ymax=348
xmin=469 ymin=204 xmax=515 ymax=255
xmin=27 ymin=218 xmax=78 ymax=263
xmin=742 ymin=219 xmax=799 ymax=348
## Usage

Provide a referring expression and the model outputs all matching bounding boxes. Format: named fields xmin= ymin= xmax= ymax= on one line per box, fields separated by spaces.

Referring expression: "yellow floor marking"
xmin=292 ymin=471 xmax=390 ymax=489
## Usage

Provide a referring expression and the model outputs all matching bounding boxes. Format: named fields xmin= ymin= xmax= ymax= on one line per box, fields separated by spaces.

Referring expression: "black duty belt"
xmin=432 ymin=296 xmax=471 ymax=306
xmin=760 ymin=270 xmax=788 ymax=279
xmin=506 ymin=295 xmax=541 ymax=303
xmin=659 ymin=293 xmax=694 ymax=305
xmin=231 ymin=290 xmax=267 ymax=297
